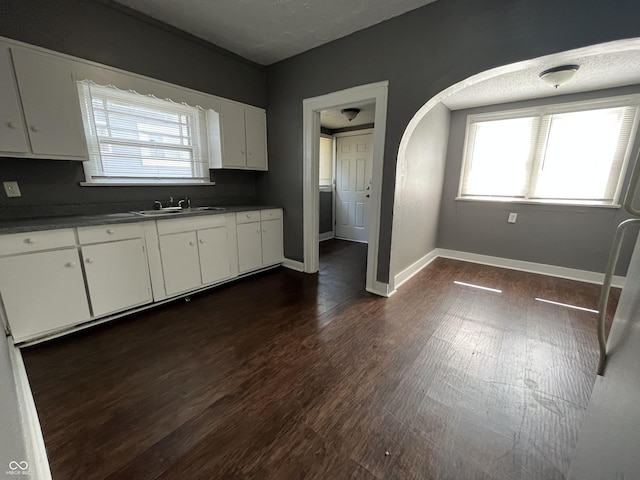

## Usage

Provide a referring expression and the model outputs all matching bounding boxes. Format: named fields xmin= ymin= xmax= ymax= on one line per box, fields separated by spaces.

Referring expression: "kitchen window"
xmin=77 ymin=81 xmax=214 ymax=185
xmin=458 ymin=96 xmax=640 ymax=206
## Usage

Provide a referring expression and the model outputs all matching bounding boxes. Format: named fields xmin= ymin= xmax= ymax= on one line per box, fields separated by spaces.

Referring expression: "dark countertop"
xmin=0 ymin=205 xmax=281 ymax=234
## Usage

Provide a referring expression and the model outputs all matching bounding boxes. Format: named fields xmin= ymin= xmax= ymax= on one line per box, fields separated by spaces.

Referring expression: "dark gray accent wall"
xmin=319 ymin=191 xmax=333 ymax=234
xmin=261 ymin=0 xmax=640 ymax=283
xmin=439 ymin=85 xmax=640 ymax=276
xmin=0 ymin=0 xmax=266 ymax=219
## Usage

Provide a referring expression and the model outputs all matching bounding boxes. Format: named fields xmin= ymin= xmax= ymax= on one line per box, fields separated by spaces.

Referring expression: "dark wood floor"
xmin=22 ymin=240 xmax=619 ymax=480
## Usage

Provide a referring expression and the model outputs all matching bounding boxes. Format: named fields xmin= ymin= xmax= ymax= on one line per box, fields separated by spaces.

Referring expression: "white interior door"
xmin=335 ymin=134 xmax=373 ymax=242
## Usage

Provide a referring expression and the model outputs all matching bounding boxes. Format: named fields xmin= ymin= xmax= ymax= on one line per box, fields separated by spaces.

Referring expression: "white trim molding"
xmin=438 ymin=249 xmax=626 ymax=289
xmin=319 ymin=232 xmax=334 ymax=242
xmin=282 ymin=258 xmax=305 ymax=272
xmin=303 ymin=81 xmax=389 ymax=296
xmin=393 ymin=249 xmax=439 ymax=290
xmin=367 ymin=280 xmax=396 ymax=298
xmin=8 ymin=339 xmax=52 ymax=480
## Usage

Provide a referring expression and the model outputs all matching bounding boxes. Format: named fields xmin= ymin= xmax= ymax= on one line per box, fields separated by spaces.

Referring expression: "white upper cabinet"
xmin=217 ymin=100 xmax=268 ymax=171
xmin=10 ymin=46 xmax=88 ymax=159
xmin=0 ymin=46 xmax=29 ymax=154
xmin=245 ymin=108 xmax=268 ymax=169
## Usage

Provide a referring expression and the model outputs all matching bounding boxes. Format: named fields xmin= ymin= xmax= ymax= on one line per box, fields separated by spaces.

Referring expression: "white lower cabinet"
xmin=262 ymin=218 xmax=284 ymax=266
xmin=198 ymin=227 xmax=231 ymax=285
xmin=0 ymin=248 xmax=90 ymax=341
xmin=0 ymin=209 xmax=281 ymax=342
xmin=236 ymin=209 xmax=284 ymax=274
xmin=237 ymin=222 xmax=263 ymax=273
xmin=81 ymin=238 xmax=151 ymax=317
xmin=159 ymin=231 xmax=202 ymax=296
xmin=155 ymin=215 xmax=234 ymax=298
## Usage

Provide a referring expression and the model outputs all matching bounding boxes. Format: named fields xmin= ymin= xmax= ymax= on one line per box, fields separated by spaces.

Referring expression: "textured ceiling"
xmin=114 ymin=0 xmax=437 ymax=65
xmin=443 ymin=48 xmax=640 ymax=110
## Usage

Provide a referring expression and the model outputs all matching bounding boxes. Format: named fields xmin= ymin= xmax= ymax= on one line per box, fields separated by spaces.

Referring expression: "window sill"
xmin=455 ymin=196 xmax=621 ymax=209
xmin=80 ymin=181 xmax=216 ymax=187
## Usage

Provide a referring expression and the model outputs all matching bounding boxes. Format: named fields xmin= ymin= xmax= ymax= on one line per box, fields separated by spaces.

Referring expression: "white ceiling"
xmin=443 ymin=48 xmax=640 ymax=111
xmin=320 ymin=102 xmax=375 ymax=129
xmin=114 ymin=0 xmax=437 ymax=65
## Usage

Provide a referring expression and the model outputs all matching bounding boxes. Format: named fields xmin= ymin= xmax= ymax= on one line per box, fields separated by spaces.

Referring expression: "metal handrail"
xmin=596 ymin=218 xmax=640 ymax=375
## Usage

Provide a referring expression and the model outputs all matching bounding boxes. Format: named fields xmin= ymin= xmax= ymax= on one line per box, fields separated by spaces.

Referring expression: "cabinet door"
xmin=236 ymin=222 xmax=262 ymax=273
xmin=82 ymin=239 xmax=151 ymax=317
xmin=0 ymin=46 xmax=28 ymax=154
xmin=220 ymin=101 xmax=247 ymax=168
xmin=262 ymin=218 xmax=283 ymax=266
xmin=198 ymin=227 xmax=231 ymax=285
xmin=159 ymin=231 xmax=202 ymax=296
xmin=245 ymin=108 xmax=267 ymax=170
xmin=11 ymin=47 xmax=87 ymax=158
xmin=0 ymin=248 xmax=90 ymax=341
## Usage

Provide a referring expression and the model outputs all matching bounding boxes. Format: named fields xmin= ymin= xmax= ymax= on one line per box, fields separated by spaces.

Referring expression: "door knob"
xmin=365 ymin=194 xmax=370 ymax=198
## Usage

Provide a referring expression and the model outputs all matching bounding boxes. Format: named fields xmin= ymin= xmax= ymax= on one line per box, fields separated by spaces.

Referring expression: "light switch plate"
xmin=3 ymin=181 xmax=21 ymax=198
xmin=508 ymin=212 xmax=517 ymax=224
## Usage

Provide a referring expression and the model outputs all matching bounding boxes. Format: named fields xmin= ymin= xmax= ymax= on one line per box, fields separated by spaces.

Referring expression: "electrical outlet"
xmin=508 ymin=212 xmax=517 ymax=224
xmin=3 ymin=181 xmax=21 ymax=198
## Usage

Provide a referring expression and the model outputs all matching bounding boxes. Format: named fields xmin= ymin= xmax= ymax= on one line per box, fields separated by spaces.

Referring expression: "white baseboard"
xmin=437 ymin=249 xmax=626 ymax=289
xmin=282 ymin=258 xmax=305 ymax=272
xmin=367 ymin=280 xmax=396 ymax=297
xmin=8 ymin=338 xmax=52 ymax=480
xmin=319 ymin=231 xmax=334 ymax=242
xmin=393 ymin=248 xmax=439 ymax=290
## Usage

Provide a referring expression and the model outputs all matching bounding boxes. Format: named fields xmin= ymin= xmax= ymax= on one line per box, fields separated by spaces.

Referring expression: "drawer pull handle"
xmin=25 ymin=238 xmax=36 ymax=244
xmin=106 ymin=229 xmax=115 ymax=235
xmin=246 ymin=214 xmax=251 ymax=218
xmin=85 ymin=258 xmax=94 ymax=264
xmin=65 ymin=261 xmax=77 ymax=268
xmin=30 ymin=125 xmax=39 ymax=133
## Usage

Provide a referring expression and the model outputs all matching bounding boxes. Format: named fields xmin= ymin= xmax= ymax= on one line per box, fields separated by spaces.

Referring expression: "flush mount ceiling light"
xmin=539 ymin=64 xmax=580 ymax=89
xmin=341 ymin=108 xmax=360 ymax=122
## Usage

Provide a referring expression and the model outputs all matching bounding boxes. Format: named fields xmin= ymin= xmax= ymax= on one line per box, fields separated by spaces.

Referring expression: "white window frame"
xmin=77 ymin=81 xmax=216 ymax=186
xmin=457 ymin=94 xmax=640 ymax=207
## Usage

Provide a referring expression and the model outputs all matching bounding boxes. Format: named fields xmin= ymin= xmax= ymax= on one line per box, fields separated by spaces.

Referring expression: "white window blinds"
xmin=459 ymin=96 xmax=640 ymax=205
xmin=77 ymin=81 xmax=211 ymax=184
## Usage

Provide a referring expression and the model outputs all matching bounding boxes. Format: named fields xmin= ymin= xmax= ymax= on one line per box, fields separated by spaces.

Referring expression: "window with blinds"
xmin=459 ymin=96 xmax=640 ymax=205
xmin=77 ymin=81 xmax=212 ymax=185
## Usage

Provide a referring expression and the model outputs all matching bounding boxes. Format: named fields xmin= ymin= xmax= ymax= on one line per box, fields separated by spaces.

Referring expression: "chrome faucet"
xmin=153 ymin=200 xmax=163 ymax=210
xmin=169 ymin=196 xmax=174 ymax=207
xmin=178 ymin=197 xmax=191 ymax=209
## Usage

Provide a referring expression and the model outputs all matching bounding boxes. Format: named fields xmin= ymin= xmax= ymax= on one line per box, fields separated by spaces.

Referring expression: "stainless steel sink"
xmin=131 ymin=206 xmax=225 ymax=217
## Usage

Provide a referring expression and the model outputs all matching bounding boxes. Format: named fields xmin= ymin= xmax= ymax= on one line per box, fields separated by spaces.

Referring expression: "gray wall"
xmin=391 ymin=102 xmax=450 ymax=281
xmin=0 ymin=0 xmax=267 ymax=219
xmin=0 ymin=338 xmax=28 ymax=478
xmin=261 ymin=0 xmax=640 ymax=283
xmin=438 ymin=85 xmax=640 ymax=275
xmin=319 ymin=191 xmax=333 ymax=235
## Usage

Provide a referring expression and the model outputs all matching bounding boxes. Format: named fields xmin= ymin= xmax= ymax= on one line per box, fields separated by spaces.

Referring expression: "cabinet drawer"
xmin=236 ymin=210 xmax=261 ymax=224
xmin=77 ymin=223 xmax=143 ymax=244
xmin=157 ymin=214 xmax=226 ymax=235
xmin=0 ymin=228 xmax=76 ymax=256
xmin=260 ymin=209 xmax=282 ymax=221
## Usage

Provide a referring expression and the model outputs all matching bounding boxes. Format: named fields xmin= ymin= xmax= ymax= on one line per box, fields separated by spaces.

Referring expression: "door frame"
xmin=302 ymin=81 xmax=389 ymax=296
